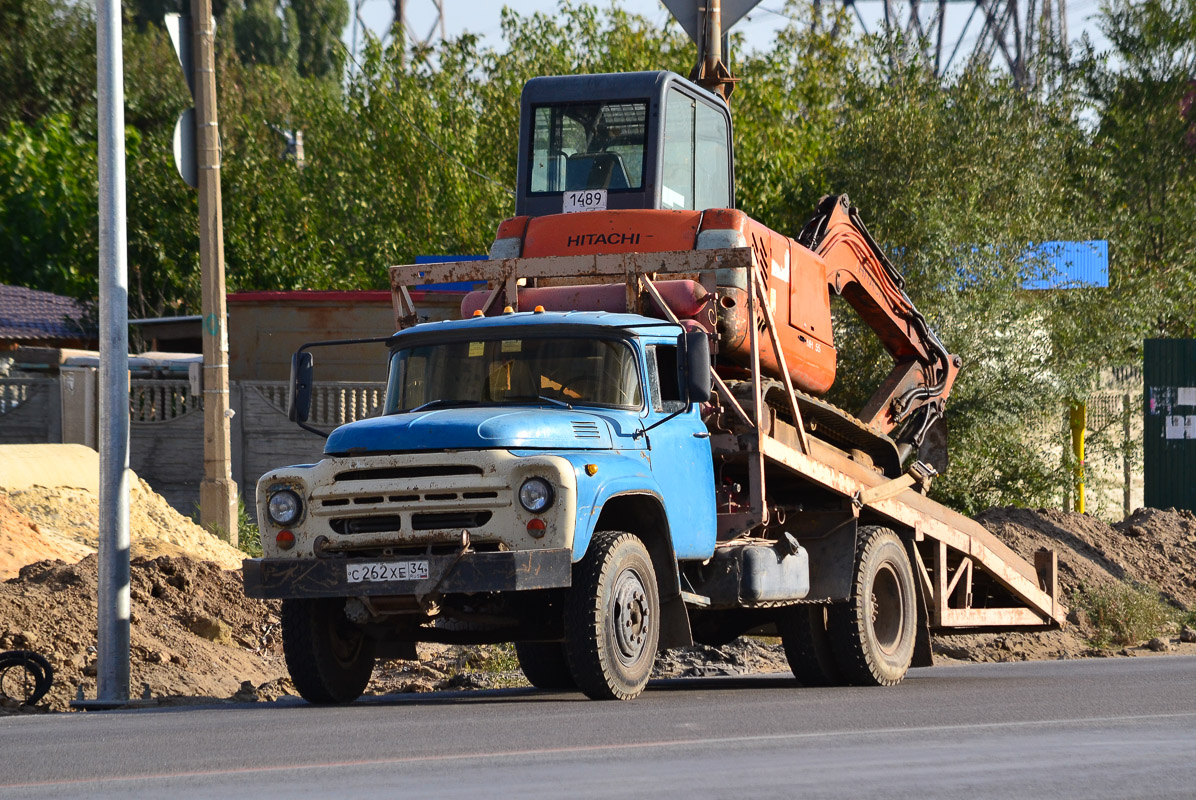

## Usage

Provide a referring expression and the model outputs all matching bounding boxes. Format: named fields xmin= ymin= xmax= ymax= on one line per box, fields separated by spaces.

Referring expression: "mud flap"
xmin=658 ymin=595 xmax=693 ymax=649
xmin=907 ymin=539 xmax=934 ymax=668
xmin=796 ymin=512 xmax=858 ymax=602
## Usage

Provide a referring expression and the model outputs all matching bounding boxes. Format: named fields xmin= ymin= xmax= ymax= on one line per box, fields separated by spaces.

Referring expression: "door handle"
xmin=693 ymin=431 xmax=710 ymax=439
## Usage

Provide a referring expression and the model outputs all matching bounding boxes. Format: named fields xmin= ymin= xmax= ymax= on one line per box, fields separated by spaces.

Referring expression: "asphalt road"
xmin=1 ymin=656 xmax=1194 ymax=799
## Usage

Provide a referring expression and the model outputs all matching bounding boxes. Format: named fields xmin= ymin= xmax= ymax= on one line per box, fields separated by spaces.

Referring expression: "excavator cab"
xmin=515 ymin=71 xmax=734 ymax=217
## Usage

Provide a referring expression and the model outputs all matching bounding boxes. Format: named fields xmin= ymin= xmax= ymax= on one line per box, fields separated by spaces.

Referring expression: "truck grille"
xmin=330 ymin=511 xmax=493 ymax=535
xmin=412 ymin=511 xmax=492 ymax=530
xmin=331 ymin=516 xmax=403 ymax=535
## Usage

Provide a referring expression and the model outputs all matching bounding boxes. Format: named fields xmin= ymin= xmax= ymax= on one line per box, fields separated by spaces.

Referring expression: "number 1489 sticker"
xmin=563 ymin=189 xmax=607 ymax=213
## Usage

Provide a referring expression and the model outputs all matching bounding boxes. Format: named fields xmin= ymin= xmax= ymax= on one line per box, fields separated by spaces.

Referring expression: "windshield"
xmin=385 ymin=335 xmax=643 ymax=413
xmin=529 ymin=101 xmax=648 ymax=193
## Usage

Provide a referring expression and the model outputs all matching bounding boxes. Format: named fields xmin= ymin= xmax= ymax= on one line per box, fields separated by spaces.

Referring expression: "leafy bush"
xmin=1071 ymin=581 xmax=1177 ymax=648
xmin=237 ymin=499 xmax=262 ymax=558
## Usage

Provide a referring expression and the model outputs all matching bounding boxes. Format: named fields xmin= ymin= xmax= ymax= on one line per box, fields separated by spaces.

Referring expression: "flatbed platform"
xmin=390 ymin=248 xmax=1066 ymax=631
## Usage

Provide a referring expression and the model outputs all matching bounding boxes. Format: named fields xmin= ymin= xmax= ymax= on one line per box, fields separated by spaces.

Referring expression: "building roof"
xmin=0 ymin=285 xmax=92 ymax=342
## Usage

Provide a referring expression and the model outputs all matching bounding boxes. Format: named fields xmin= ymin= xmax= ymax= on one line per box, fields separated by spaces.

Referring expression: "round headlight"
xmin=518 ymin=478 xmax=554 ymax=514
xmin=268 ymin=489 xmax=302 ymax=525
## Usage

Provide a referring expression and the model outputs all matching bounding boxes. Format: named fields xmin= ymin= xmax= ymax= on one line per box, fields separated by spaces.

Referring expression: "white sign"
xmin=563 ymin=189 xmax=607 ymax=213
xmin=1178 ymin=387 xmax=1196 ymax=406
xmin=1165 ymin=415 xmax=1196 ymax=440
xmin=346 ymin=560 xmax=430 ymax=583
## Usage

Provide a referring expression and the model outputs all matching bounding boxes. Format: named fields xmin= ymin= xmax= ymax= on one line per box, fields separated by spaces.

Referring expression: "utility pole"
xmin=95 ymin=0 xmax=131 ymax=706
xmin=192 ymin=0 xmax=238 ymax=545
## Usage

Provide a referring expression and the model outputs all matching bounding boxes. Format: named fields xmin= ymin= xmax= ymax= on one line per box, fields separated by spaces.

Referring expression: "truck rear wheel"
xmin=281 ymin=598 xmax=376 ymax=704
xmin=514 ymin=642 xmax=577 ymax=690
xmin=827 ymin=526 xmax=916 ymax=686
xmin=564 ymin=531 xmax=659 ymax=701
xmin=777 ymin=605 xmax=843 ymax=687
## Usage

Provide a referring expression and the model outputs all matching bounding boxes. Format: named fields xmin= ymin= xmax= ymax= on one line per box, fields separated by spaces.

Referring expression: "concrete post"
xmin=192 ymin=0 xmax=238 ymax=545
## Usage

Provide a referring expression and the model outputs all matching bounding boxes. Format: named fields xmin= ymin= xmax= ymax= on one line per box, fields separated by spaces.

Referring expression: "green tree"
xmin=0 ymin=115 xmax=99 ymax=300
xmin=1082 ymin=0 xmax=1196 ymax=338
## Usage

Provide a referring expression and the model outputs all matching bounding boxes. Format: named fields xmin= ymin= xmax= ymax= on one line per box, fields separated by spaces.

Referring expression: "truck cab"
xmin=246 ymin=311 xmax=719 ymax=702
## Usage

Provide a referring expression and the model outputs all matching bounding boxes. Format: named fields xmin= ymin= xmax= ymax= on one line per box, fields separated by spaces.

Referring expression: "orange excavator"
xmin=245 ymin=5 xmax=1062 ymax=705
xmin=466 ymin=67 xmax=960 ymax=479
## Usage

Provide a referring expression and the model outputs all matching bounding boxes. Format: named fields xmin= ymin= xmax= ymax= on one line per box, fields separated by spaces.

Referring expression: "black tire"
xmin=0 ymin=650 xmax=54 ymax=705
xmin=827 ymin=526 xmax=917 ymax=686
xmin=281 ymin=598 xmax=376 ymax=704
xmin=777 ymin=605 xmax=843 ymax=687
xmin=514 ymin=642 xmax=577 ymax=690
xmin=564 ymin=531 xmax=660 ymax=701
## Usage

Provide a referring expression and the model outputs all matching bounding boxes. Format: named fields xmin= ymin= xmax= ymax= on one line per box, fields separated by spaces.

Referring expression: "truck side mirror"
xmin=289 ymin=351 xmax=314 ymax=423
xmin=680 ymin=331 xmax=712 ymax=404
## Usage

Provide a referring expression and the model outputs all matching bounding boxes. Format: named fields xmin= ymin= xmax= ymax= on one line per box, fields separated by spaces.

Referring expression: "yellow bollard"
xmin=1070 ymin=402 xmax=1087 ymax=514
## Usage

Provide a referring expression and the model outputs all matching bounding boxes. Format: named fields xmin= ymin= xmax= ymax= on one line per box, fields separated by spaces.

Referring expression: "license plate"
xmin=563 ymin=189 xmax=607 ymax=213
xmin=346 ymin=561 xmax=430 ymax=584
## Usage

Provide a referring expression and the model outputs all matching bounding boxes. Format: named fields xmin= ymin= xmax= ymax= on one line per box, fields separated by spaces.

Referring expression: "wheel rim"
xmin=869 ymin=562 xmax=905 ymax=656
xmin=611 ymin=566 xmax=651 ymax=665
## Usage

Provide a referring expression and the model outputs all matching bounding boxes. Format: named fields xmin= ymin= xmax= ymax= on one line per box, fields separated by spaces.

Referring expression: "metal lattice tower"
xmin=825 ymin=0 xmax=1070 ymax=90
xmin=350 ymin=0 xmax=446 ymax=63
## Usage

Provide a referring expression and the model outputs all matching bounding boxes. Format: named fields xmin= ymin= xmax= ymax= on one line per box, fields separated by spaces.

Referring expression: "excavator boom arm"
xmin=799 ymin=195 xmax=961 ymax=467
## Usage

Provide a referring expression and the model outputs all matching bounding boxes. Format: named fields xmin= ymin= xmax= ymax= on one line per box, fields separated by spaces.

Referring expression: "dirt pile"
xmin=0 ymin=554 xmax=288 ymax=711
xmin=934 ymin=506 xmax=1196 ymax=663
xmin=3 ymin=504 xmax=1196 ymax=712
xmin=975 ymin=506 xmax=1196 ymax=607
xmin=0 ymin=478 xmax=244 ymax=572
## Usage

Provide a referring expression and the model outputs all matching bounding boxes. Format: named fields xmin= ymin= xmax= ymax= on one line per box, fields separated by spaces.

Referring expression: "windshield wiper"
xmin=502 ymin=395 xmax=573 ymax=409
xmin=407 ymin=399 xmax=481 ymax=413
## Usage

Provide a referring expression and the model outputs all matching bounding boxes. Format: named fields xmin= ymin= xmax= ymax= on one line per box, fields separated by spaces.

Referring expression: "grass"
xmin=1070 ymin=581 xmax=1178 ymax=648
xmin=189 ymin=498 xmax=261 ymax=557
xmin=236 ymin=499 xmax=261 ymax=558
xmin=462 ymin=643 xmax=521 ymax=674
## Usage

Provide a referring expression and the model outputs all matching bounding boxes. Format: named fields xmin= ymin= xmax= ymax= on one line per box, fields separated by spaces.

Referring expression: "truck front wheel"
xmin=827 ymin=526 xmax=916 ymax=686
xmin=564 ymin=531 xmax=660 ymax=701
xmin=281 ymin=598 xmax=376 ymax=704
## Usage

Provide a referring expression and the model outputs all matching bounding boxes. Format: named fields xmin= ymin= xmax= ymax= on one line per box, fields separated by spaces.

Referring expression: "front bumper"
xmin=242 ymin=548 xmax=573 ymax=600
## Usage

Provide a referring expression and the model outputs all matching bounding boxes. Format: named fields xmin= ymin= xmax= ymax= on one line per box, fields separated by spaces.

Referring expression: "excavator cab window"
xmin=529 ymin=101 xmax=648 ymax=193
xmin=661 ymin=89 xmax=731 ymax=210
xmin=516 ymin=71 xmax=733 ymax=217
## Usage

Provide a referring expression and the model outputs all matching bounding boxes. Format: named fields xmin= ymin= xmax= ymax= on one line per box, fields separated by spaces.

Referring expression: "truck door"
xmin=643 ymin=343 xmax=716 ymax=559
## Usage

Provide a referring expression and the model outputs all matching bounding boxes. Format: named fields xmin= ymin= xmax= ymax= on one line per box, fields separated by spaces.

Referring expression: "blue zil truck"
xmin=242 ymin=70 xmax=1064 ymax=704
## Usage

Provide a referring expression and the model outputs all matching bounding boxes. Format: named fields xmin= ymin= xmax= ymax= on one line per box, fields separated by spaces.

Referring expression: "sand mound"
xmin=1 ymin=479 xmax=244 ymax=571
xmin=0 ymin=496 xmax=94 ymax=581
